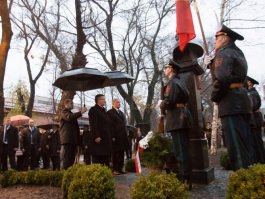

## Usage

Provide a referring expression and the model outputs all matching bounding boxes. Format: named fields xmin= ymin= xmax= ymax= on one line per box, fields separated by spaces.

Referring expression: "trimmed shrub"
xmin=68 ymin=164 xmax=115 ymax=199
xmin=125 ymin=159 xmax=136 ymax=172
xmin=141 ymin=134 xmax=173 ymax=170
xmin=0 ymin=169 xmax=64 ymax=188
xmin=130 ymin=172 xmax=189 ymax=199
xmin=220 ymin=151 xmax=232 ymax=170
xmin=61 ymin=164 xmax=86 ymax=198
xmin=226 ymin=164 xmax=265 ymax=199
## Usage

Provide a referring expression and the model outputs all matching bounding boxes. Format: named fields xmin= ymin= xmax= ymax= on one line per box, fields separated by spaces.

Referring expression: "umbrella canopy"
xmin=53 ymin=68 xmax=108 ymax=91
xmin=53 ymin=68 xmax=134 ymax=91
xmin=37 ymin=123 xmax=59 ymax=130
xmin=10 ymin=115 xmax=31 ymax=126
xmin=103 ymin=71 xmax=134 ymax=87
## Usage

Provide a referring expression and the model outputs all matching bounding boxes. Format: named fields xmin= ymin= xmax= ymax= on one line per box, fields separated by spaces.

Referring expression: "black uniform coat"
xmin=162 ymin=75 xmax=193 ymax=132
xmin=0 ymin=125 xmax=18 ymax=155
xmin=40 ymin=131 xmax=50 ymax=155
xmin=107 ymin=108 xmax=130 ymax=152
xmin=88 ymin=105 xmax=112 ymax=156
xmin=49 ymin=130 xmax=61 ymax=157
xmin=211 ymin=42 xmax=251 ymax=117
xmin=248 ymin=87 xmax=263 ymax=128
xmin=59 ymin=108 xmax=82 ymax=145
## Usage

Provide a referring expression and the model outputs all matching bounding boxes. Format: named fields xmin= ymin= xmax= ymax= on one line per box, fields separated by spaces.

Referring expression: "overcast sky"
xmin=2 ymin=0 xmax=265 ymax=106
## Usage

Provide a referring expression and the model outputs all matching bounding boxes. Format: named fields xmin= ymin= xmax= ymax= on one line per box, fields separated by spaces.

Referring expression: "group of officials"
xmin=0 ymin=119 xmax=60 ymax=172
xmin=60 ymin=96 xmax=130 ymax=175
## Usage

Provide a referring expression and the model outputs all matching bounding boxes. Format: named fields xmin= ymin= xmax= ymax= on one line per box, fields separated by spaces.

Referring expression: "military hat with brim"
xmin=215 ymin=25 xmax=244 ymax=41
xmin=247 ymin=76 xmax=259 ymax=85
xmin=165 ymin=59 xmax=182 ymax=71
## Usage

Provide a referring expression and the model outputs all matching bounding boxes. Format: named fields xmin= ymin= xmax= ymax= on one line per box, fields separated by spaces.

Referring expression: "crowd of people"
xmin=0 ymin=97 xmax=138 ymax=175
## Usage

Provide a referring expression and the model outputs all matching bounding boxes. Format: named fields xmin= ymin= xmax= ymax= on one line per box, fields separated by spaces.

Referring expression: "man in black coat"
xmin=40 ymin=130 xmax=50 ymax=169
xmin=23 ymin=119 xmax=41 ymax=170
xmin=49 ymin=124 xmax=61 ymax=170
xmin=82 ymin=125 xmax=91 ymax=165
xmin=0 ymin=117 xmax=18 ymax=172
xmin=107 ymin=99 xmax=130 ymax=174
xmin=206 ymin=25 xmax=253 ymax=170
xmin=160 ymin=60 xmax=193 ymax=186
xmin=89 ymin=94 xmax=112 ymax=167
xmin=60 ymin=99 xmax=87 ymax=170
xmin=247 ymin=76 xmax=265 ymax=164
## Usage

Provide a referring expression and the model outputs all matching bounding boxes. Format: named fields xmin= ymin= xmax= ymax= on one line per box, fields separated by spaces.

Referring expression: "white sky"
xmin=2 ymin=0 xmax=265 ymax=107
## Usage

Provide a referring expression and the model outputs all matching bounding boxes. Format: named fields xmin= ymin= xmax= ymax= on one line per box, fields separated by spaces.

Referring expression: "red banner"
xmin=176 ymin=0 xmax=195 ymax=51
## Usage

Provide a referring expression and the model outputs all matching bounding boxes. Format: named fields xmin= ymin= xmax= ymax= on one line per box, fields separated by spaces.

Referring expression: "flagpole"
xmin=192 ymin=0 xmax=209 ymax=55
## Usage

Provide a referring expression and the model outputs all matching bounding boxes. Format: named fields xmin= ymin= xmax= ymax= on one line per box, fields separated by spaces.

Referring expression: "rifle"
xmin=157 ymin=70 xmax=165 ymax=134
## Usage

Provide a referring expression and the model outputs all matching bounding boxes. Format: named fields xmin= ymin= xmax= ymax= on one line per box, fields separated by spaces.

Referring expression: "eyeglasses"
xmin=165 ymin=65 xmax=172 ymax=69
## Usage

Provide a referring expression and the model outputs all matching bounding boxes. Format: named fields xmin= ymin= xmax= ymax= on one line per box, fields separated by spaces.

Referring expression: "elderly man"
xmin=0 ymin=117 xmax=18 ymax=172
xmin=60 ymin=99 xmax=87 ymax=170
xmin=23 ymin=119 xmax=41 ymax=170
xmin=205 ymin=25 xmax=252 ymax=170
xmin=107 ymin=99 xmax=130 ymax=175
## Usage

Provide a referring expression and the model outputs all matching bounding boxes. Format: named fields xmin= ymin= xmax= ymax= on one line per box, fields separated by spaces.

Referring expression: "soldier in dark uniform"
xmin=206 ymin=25 xmax=253 ymax=170
xmin=107 ymin=99 xmax=130 ymax=175
xmin=82 ymin=124 xmax=91 ymax=165
xmin=89 ymin=94 xmax=112 ymax=167
xmin=49 ymin=124 xmax=61 ymax=170
xmin=0 ymin=117 xmax=19 ymax=172
xmin=160 ymin=60 xmax=193 ymax=186
xmin=247 ymin=76 xmax=265 ymax=164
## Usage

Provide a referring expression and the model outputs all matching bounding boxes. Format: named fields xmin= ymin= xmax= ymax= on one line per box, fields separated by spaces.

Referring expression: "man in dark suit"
xmin=247 ymin=76 xmax=265 ymax=164
xmin=107 ymin=99 xmax=130 ymax=175
xmin=0 ymin=117 xmax=19 ymax=172
xmin=49 ymin=124 xmax=61 ymax=170
xmin=82 ymin=124 xmax=91 ymax=165
xmin=23 ymin=119 xmax=41 ymax=170
xmin=89 ymin=94 xmax=112 ymax=167
xmin=40 ymin=129 xmax=50 ymax=169
xmin=60 ymin=99 xmax=87 ymax=170
xmin=206 ymin=25 xmax=252 ymax=170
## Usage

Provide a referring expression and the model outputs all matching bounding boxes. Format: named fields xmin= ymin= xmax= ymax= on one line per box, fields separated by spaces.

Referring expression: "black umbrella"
xmin=53 ymin=68 xmax=108 ymax=91
xmin=103 ymin=71 xmax=134 ymax=87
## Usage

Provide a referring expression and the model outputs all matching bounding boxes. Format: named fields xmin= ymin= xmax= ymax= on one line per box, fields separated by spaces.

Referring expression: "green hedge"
xmin=68 ymin=164 xmax=115 ymax=199
xmin=226 ymin=164 xmax=265 ymax=199
xmin=220 ymin=151 xmax=232 ymax=170
xmin=130 ymin=172 xmax=189 ymax=199
xmin=0 ymin=169 xmax=64 ymax=188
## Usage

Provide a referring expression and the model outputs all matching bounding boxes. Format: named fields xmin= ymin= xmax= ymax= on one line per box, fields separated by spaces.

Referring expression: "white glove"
xmin=204 ymin=55 xmax=213 ymax=65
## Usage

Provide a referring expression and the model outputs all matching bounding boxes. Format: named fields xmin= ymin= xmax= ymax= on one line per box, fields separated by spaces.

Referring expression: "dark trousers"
xmin=84 ymin=148 xmax=91 ymax=165
xmin=112 ymin=150 xmax=125 ymax=172
xmin=0 ymin=144 xmax=16 ymax=172
xmin=62 ymin=144 xmax=77 ymax=170
xmin=92 ymin=155 xmax=110 ymax=167
xmin=51 ymin=156 xmax=60 ymax=170
xmin=221 ymin=114 xmax=253 ymax=171
xmin=251 ymin=127 xmax=265 ymax=164
xmin=171 ymin=130 xmax=192 ymax=182
xmin=41 ymin=153 xmax=50 ymax=169
xmin=17 ymin=155 xmax=26 ymax=171
xmin=30 ymin=144 xmax=39 ymax=170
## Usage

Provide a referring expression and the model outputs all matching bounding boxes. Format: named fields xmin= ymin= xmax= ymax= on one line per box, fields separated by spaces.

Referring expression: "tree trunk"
xmin=25 ymin=82 xmax=35 ymax=117
xmin=0 ymin=0 xmax=13 ymax=123
xmin=210 ymin=103 xmax=218 ymax=155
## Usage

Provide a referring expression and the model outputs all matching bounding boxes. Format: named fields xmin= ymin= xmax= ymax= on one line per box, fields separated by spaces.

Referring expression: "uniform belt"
xmin=175 ymin=103 xmax=187 ymax=108
xmin=229 ymin=83 xmax=243 ymax=89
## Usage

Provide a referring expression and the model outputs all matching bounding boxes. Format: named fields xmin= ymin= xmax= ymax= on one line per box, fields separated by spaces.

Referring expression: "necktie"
xmin=3 ymin=126 xmax=7 ymax=144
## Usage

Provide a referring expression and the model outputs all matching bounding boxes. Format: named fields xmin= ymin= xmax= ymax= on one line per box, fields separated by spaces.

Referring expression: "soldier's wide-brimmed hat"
xmin=247 ymin=76 xmax=259 ymax=85
xmin=165 ymin=59 xmax=181 ymax=71
xmin=215 ymin=25 xmax=244 ymax=41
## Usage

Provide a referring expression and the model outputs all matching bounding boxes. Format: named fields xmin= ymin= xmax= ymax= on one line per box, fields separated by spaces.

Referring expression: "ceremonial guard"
xmin=49 ymin=124 xmax=61 ymax=170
